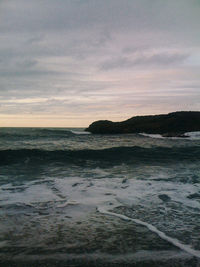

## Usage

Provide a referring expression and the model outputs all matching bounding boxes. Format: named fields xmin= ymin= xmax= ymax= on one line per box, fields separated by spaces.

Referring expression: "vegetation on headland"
xmin=85 ymin=111 xmax=200 ymax=136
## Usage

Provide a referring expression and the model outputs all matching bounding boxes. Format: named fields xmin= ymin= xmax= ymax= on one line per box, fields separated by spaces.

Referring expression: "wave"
xmin=70 ymin=130 xmax=91 ymax=135
xmin=186 ymin=131 xmax=200 ymax=140
xmin=140 ymin=131 xmax=200 ymax=140
xmin=38 ymin=129 xmax=76 ymax=135
xmin=1 ymin=146 xmax=200 ymax=166
xmin=139 ymin=133 xmax=164 ymax=139
xmin=0 ymin=129 xmax=76 ymax=139
xmin=97 ymin=206 xmax=200 ymax=259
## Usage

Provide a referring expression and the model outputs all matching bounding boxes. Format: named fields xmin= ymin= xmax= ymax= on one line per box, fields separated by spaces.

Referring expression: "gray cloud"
xmin=100 ymin=52 xmax=189 ymax=70
xmin=0 ymin=0 xmax=200 ymax=125
xmin=1 ymin=1 xmax=200 ymax=38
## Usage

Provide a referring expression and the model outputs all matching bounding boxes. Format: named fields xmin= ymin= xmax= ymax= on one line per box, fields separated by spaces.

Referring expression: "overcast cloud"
xmin=0 ymin=0 xmax=200 ymax=126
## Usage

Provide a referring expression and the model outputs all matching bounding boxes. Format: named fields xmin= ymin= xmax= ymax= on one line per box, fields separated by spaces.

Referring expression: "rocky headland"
xmin=85 ymin=111 xmax=200 ymax=136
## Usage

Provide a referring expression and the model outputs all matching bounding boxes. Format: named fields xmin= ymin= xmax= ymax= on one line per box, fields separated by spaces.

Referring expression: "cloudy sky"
xmin=0 ymin=0 xmax=200 ymax=127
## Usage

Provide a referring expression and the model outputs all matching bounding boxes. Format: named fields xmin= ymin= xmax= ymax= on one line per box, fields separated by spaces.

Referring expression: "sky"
xmin=0 ymin=0 xmax=200 ymax=127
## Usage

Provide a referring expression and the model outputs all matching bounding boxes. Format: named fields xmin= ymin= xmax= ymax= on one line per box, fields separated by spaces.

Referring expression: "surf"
xmin=97 ymin=206 xmax=200 ymax=259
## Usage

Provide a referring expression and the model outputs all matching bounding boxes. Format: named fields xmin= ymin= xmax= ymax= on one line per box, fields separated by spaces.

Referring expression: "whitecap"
xmin=139 ymin=133 xmax=164 ymax=139
xmin=70 ymin=130 xmax=91 ymax=135
xmin=185 ymin=131 xmax=200 ymax=140
xmin=98 ymin=206 xmax=200 ymax=259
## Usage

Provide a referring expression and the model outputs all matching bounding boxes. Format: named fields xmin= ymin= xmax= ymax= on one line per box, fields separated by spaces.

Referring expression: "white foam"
xmin=0 ymin=182 xmax=60 ymax=205
xmin=139 ymin=133 xmax=164 ymax=139
xmin=71 ymin=130 xmax=91 ymax=135
xmin=140 ymin=131 xmax=200 ymax=140
xmin=98 ymin=206 xmax=200 ymax=259
xmin=1 ymin=175 xmax=200 ymax=257
xmin=185 ymin=131 xmax=200 ymax=140
xmin=57 ymin=200 xmax=79 ymax=208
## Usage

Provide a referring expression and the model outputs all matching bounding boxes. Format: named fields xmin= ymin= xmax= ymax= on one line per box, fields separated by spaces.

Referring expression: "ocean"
xmin=0 ymin=127 xmax=200 ymax=266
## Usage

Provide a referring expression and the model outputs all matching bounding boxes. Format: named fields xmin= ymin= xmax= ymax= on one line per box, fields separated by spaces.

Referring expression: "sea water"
xmin=0 ymin=128 xmax=200 ymax=266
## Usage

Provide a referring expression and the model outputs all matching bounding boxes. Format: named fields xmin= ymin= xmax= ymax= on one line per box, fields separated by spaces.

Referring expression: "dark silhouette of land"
xmin=85 ymin=111 xmax=200 ymax=136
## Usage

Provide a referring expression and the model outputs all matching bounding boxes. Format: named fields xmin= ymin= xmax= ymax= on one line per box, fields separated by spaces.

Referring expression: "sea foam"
xmin=98 ymin=206 xmax=200 ymax=259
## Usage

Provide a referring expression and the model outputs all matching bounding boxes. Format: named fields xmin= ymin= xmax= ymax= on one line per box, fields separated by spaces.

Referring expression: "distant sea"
xmin=0 ymin=127 xmax=200 ymax=266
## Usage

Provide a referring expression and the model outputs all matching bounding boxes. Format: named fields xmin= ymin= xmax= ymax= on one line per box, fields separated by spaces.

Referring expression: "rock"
xmin=158 ymin=194 xmax=171 ymax=202
xmin=187 ymin=193 xmax=200 ymax=199
xmin=72 ymin=182 xmax=82 ymax=187
xmin=85 ymin=111 xmax=200 ymax=135
xmin=122 ymin=178 xmax=128 ymax=184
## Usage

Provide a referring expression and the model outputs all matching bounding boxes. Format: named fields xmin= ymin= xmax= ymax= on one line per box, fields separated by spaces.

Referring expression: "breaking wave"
xmin=1 ymin=145 xmax=200 ymax=166
xmin=0 ymin=129 xmax=76 ymax=140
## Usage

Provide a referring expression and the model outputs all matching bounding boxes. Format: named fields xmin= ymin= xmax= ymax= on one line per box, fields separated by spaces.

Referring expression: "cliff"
xmin=85 ymin=111 xmax=200 ymax=135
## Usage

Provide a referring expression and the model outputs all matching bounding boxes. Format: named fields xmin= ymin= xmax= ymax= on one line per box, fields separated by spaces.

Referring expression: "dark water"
xmin=0 ymin=128 xmax=200 ymax=266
